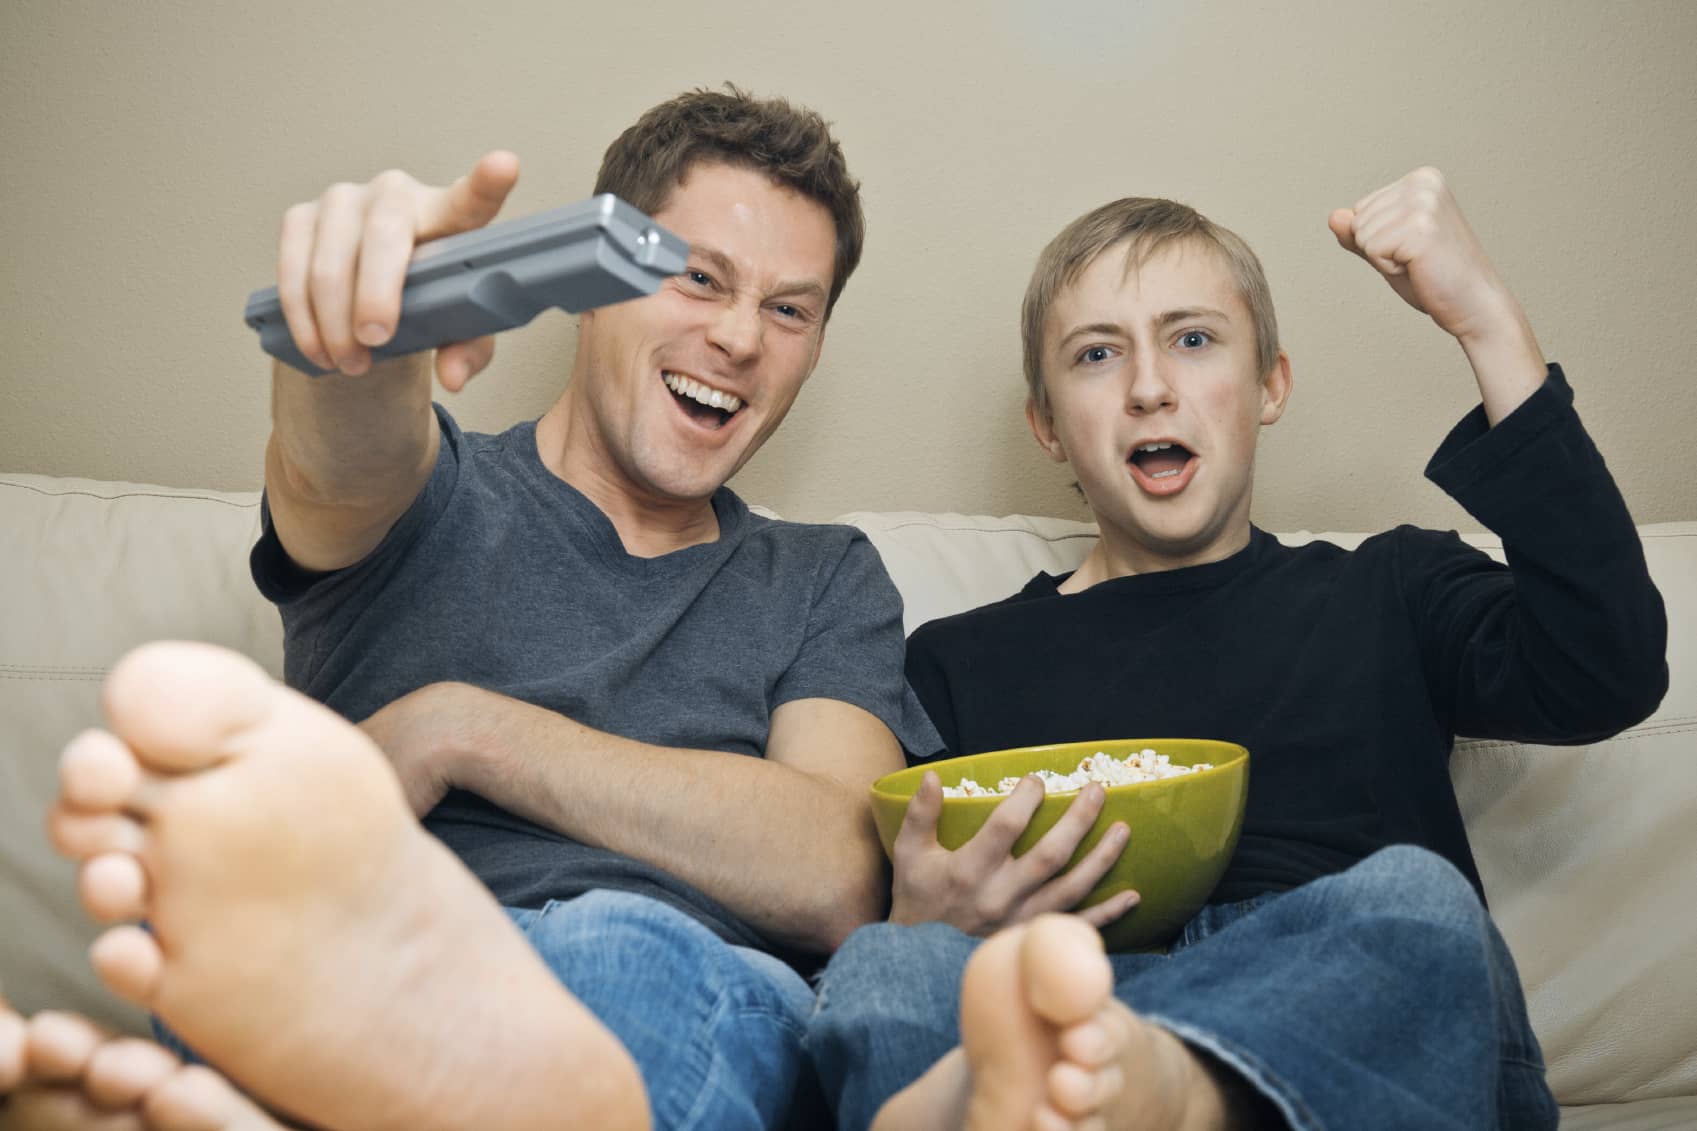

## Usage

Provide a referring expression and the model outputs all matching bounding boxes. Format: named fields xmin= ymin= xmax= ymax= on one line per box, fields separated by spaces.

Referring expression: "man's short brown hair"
xmin=1021 ymin=198 xmax=1280 ymax=416
xmin=595 ymin=84 xmax=864 ymax=318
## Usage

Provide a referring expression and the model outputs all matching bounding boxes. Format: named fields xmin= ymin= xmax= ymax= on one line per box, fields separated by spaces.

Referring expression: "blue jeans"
xmin=156 ymin=890 xmax=816 ymax=1131
xmin=505 ymin=890 xmax=817 ymax=1131
xmin=804 ymin=846 xmax=1558 ymax=1131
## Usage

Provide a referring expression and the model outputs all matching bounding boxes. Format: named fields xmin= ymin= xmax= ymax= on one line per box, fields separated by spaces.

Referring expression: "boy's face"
xmin=574 ymin=160 xmax=835 ymax=502
xmin=1029 ymin=238 xmax=1291 ymax=571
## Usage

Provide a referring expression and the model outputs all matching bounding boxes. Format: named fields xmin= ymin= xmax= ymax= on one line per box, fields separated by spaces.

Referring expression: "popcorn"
xmin=941 ymin=748 xmax=1212 ymax=798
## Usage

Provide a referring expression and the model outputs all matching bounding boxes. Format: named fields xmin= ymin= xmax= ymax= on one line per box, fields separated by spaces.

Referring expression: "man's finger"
xmin=421 ymin=150 xmax=520 ymax=241
xmin=276 ymin=203 xmax=330 ymax=371
xmin=435 ymin=336 xmax=497 ymax=393
xmin=353 ymin=183 xmax=425 ymax=347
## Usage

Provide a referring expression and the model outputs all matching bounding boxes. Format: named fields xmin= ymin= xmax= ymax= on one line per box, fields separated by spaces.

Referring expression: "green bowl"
xmin=871 ymin=738 xmax=1248 ymax=952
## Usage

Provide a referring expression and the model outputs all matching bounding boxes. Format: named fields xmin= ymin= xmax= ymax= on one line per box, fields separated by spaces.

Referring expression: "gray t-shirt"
xmin=252 ymin=404 xmax=940 ymax=954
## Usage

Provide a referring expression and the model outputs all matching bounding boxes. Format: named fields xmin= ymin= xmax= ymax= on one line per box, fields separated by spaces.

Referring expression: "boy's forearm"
xmin=1455 ymin=296 xmax=1548 ymax=427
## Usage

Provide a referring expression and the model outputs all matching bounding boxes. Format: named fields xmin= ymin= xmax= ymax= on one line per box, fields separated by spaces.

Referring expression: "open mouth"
xmin=1127 ymin=441 xmax=1197 ymax=493
xmin=663 ymin=371 xmax=744 ymax=430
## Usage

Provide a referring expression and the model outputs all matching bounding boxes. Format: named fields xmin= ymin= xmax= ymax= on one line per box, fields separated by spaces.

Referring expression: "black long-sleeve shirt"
xmin=904 ymin=367 xmax=1668 ymax=905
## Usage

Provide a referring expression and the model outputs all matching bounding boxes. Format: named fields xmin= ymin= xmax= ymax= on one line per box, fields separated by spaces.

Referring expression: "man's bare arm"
xmin=361 ymin=686 xmax=905 ymax=954
xmin=263 ymin=153 xmax=518 ymax=572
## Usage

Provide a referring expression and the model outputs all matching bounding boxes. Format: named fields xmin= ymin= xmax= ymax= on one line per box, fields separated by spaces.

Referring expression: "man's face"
xmin=574 ymin=160 xmax=836 ymax=502
xmin=1029 ymin=239 xmax=1291 ymax=570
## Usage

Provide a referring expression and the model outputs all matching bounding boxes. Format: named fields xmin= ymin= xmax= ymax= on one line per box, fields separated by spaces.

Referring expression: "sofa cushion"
xmin=0 ymin=474 xmax=279 ymax=1034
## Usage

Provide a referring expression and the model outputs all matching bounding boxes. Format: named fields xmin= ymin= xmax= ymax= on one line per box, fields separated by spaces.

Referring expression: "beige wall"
xmin=3 ymin=0 xmax=1693 ymax=531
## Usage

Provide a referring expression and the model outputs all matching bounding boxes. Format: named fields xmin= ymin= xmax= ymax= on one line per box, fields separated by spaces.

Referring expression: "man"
xmin=804 ymin=169 xmax=1668 ymax=1129
xmin=3 ymin=86 xmax=940 ymax=1131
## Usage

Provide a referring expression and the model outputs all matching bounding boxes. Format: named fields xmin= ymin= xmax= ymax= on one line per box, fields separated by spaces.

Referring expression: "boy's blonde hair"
xmin=1021 ymin=197 xmax=1279 ymax=415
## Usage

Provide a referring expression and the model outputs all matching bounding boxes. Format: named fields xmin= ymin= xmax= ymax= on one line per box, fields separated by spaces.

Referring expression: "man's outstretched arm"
xmin=265 ymin=152 xmax=518 ymax=573
xmin=361 ymin=685 xmax=903 ymax=955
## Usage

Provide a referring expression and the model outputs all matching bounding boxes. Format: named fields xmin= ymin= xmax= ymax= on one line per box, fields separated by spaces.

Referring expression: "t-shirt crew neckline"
xmin=505 ymin=418 xmax=748 ymax=579
xmin=1029 ymin=526 xmax=1274 ymax=600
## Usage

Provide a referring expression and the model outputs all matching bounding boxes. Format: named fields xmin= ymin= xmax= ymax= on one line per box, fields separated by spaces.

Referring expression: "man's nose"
xmin=707 ymin=299 xmax=762 ymax=364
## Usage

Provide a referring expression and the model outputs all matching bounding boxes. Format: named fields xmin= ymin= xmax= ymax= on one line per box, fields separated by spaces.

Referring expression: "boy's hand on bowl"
xmin=887 ymin=771 xmax=1139 ymax=936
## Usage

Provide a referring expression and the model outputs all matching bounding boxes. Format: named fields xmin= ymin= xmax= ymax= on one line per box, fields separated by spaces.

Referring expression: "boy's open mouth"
xmin=1127 ymin=440 xmax=1197 ymax=494
xmin=663 ymin=371 xmax=743 ymax=430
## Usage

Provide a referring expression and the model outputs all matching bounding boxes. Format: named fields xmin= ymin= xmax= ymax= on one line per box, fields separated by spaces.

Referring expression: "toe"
xmin=48 ymin=807 xmax=146 ymax=861
xmin=80 ymin=854 xmax=151 ymax=923
xmin=24 ymin=1010 xmax=111 ymax=1082
xmin=146 ymin=1063 xmax=283 ymax=1131
xmin=103 ymin=643 xmax=276 ymax=775
xmin=0 ymin=1087 xmax=147 ymax=1130
xmin=90 ymin=927 xmax=165 ymax=1007
xmin=59 ymin=730 xmax=145 ymax=812
xmin=1047 ymin=1058 xmax=1123 ymax=1118
xmin=84 ymin=1037 xmax=182 ymax=1110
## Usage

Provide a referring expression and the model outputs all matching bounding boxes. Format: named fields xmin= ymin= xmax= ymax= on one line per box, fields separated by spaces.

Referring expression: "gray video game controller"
xmin=244 ymin=194 xmax=689 ymax=375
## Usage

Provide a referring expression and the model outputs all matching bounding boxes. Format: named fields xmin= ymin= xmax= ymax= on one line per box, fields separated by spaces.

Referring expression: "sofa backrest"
xmin=2 ymin=472 xmax=1694 ymax=1104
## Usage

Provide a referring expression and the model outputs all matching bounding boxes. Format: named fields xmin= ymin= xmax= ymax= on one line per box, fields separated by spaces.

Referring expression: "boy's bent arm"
xmin=1334 ymin=168 xmax=1667 ymax=738
xmin=360 ymin=684 xmax=903 ymax=955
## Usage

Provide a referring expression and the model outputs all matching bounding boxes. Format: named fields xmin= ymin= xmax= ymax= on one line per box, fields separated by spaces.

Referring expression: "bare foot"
xmin=46 ymin=641 xmax=648 ymax=1131
xmin=0 ymin=998 xmax=282 ymax=1130
xmin=873 ymin=914 xmax=1241 ymax=1131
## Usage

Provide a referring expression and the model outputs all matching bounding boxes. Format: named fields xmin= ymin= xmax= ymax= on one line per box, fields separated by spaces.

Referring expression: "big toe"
xmin=102 ymin=643 xmax=278 ymax=774
xmin=1019 ymin=914 xmax=1113 ymax=1028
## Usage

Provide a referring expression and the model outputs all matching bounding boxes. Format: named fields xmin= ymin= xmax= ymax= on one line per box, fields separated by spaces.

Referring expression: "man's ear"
xmin=1260 ymin=350 xmax=1294 ymax=425
xmin=1026 ymin=398 xmax=1068 ymax=463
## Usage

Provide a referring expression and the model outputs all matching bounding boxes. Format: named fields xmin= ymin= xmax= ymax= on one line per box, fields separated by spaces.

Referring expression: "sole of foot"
xmin=47 ymin=641 xmax=648 ymax=1131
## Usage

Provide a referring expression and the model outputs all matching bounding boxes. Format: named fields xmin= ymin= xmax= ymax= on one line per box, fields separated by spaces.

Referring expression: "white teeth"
xmin=1151 ymin=469 xmax=1180 ymax=479
xmin=1137 ymin=442 xmax=1175 ymax=453
xmin=663 ymin=371 xmax=743 ymax=414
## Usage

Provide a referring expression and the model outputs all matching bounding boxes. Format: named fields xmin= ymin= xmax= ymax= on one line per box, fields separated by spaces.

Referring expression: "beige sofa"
xmin=2 ymin=471 xmax=1693 ymax=1127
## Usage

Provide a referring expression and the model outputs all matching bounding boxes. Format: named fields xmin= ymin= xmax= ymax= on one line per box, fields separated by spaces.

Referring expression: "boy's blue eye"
xmin=1178 ymin=331 xmax=1210 ymax=349
xmin=1081 ymin=346 xmax=1112 ymax=363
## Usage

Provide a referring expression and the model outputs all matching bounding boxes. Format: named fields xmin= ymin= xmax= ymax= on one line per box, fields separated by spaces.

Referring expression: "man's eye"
xmin=1178 ymin=331 xmax=1211 ymax=349
xmin=775 ymin=304 xmax=800 ymax=320
xmin=687 ymin=270 xmax=714 ymax=288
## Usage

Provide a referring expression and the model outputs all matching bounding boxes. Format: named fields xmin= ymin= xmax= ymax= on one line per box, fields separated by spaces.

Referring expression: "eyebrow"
xmin=1056 ymin=307 xmax=1232 ymax=350
xmin=691 ymin=244 xmax=829 ymax=306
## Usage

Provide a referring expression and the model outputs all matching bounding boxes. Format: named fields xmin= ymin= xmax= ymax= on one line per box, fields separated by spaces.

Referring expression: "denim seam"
xmin=1143 ymin=1013 xmax=1323 ymax=1131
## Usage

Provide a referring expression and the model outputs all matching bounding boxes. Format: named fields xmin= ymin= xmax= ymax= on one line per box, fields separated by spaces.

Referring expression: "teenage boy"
xmin=805 ymin=168 xmax=1667 ymax=1130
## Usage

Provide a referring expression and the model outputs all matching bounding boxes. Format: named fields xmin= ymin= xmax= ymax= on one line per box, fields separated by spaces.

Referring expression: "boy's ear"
xmin=1026 ymin=398 xmax=1068 ymax=463
xmin=1259 ymin=350 xmax=1294 ymax=425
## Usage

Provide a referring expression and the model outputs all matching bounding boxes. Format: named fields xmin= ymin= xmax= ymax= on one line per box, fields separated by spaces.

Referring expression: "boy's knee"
xmin=813 ymin=921 xmax=973 ymax=1028
xmin=1350 ymin=845 xmax=1486 ymax=931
